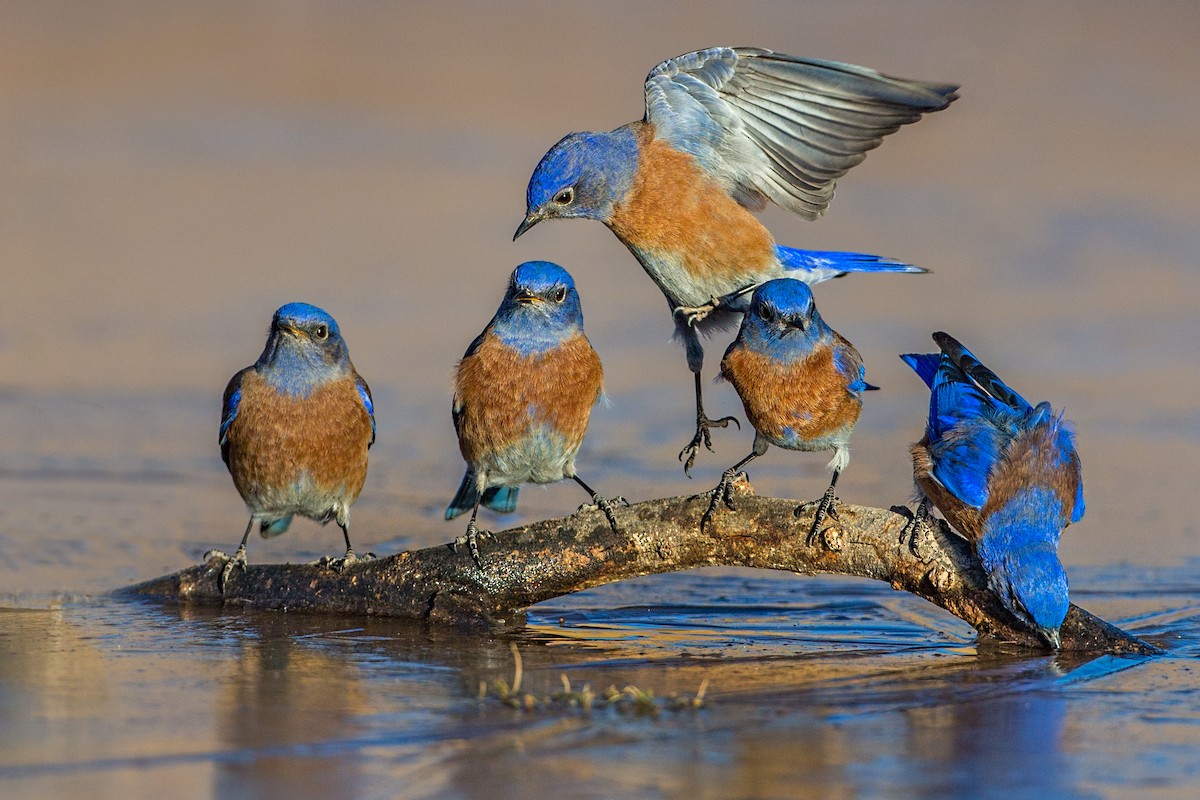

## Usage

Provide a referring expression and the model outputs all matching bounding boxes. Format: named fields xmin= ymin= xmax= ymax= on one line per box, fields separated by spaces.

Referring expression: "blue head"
xmin=980 ymin=541 xmax=1070 ymax=649
xmin=515 ymin=128 xmax=640 ymax=239
xmin=738 ymin=279 xmax=829 ymax=358
xmin=256 ymin=302 xmax=353 ymax=396
xmin=491 ymin=261 xmax=585 ymax=356
xmin=978 ymin=488 xmax=1071 ymax=648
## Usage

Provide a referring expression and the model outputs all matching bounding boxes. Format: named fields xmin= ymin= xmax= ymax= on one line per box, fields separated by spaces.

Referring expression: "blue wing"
xmin=451 ymin=327 xmax=491 ymax=441
xmin=926 ymin=382 xmax=1010 ymax=508
xmin=932 ymin=332 xmax=1032 ymax=415
xmin=905 ymin=333 xmax=1030 ymax=508
xmin=831 ymin=340 xmax=873 ymax=396
xmin=644 ymin=47 xmax=958 ymax=219
xmin=1071 ymin=472 xmax=1086 ymax=523
xmin=355 ymin=374 xmax=376 ymax=448
xmin=219 ymin=367 xmax=252 ymax=466
xmin=1056 ymin=417 xmax=1086 ymax=524
xmin=908 ymin=333 xmax=1086 ymax=521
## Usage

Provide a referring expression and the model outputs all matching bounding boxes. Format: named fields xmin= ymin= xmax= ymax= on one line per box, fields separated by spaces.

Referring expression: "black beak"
xmin=513 ymin=213 xmax=541 ymax=241
xmin=1039 ymin=626 xmax=1062 ymax=650
xmin=782 ymin=316 xmax=806 ymax=335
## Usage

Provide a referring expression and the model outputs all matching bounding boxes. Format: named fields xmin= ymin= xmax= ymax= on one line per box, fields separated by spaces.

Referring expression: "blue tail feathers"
xmin=258 ymin=515 xmax=293 ymax=539
xmin=444 ymin=472 xmax=519 ymax=520
xmin=776 ymin=245 xmax=928 ymax=278
xmin=900 ymin=353 xmax=940 ymax=388
xmin=483 ymin=485 xmax=519 ymax=514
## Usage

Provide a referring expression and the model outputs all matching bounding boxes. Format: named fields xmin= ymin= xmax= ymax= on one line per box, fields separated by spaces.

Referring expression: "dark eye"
xmin=554 ymin=187 xmax=574 ymax=206
xmin=759 ymin=304 xmax=775 ymax=323
xmin=552 ymin=286 xmax=567 ymax=303
xmin=313 ymin=324 xmax=329 ymax=341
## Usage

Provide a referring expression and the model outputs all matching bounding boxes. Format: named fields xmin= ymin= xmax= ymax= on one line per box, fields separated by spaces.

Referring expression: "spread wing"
xmin=644 ymin=47 xmax=958 ymax=218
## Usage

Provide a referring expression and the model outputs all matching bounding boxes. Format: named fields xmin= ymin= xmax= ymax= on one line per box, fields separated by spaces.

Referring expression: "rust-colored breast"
xmin=454 ymin=330 xmax=603 ymax=464
xmin=225 ymin=370 xmax=373 ymax=504
xmin=721 ymin=343 xmax=862 ymax=447
xmin=608 ymin=125 xmax=776 ymax=279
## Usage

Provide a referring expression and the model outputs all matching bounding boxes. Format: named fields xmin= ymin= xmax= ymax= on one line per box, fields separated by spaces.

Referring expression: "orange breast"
xmin=607 ymin=125 xmax=776 ymax=281
xmin=225 ymin=370 xmax=372 ymax=503
xmin=721 ymin=344 xmax=861 ymax=447
xmin=454 ymin=331 xmax=603 ymax=463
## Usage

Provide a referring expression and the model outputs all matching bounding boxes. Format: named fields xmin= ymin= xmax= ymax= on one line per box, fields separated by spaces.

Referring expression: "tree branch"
xmin=124 ymin=481 xmax=1159 ymax=655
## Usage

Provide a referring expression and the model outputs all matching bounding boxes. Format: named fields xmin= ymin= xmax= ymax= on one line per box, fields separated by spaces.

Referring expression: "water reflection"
xmin=1 ymin=588 xmax=1195 ymax=799
xmin=210 ymin=614 xmax=368 ymax=800
xmin=0 ymin=608 xmax=113 ymax=769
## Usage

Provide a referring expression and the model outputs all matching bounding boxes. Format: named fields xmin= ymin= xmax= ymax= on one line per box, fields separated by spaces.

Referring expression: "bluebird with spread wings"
xmin=700 ymin=279 xmax=872 ymax=541
xmin=901 ymin=332 xmax=1085 ymax=648
xmin=446 ymin=261 xmax=624 ymax=565
xmin=214 ymin=302 xmax=376 ymax=589
xmin=516 ymin=47 xmax=957 ymax=475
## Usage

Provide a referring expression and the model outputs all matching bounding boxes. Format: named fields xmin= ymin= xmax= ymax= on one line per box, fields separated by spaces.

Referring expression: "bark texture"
xmin=124 ymin=483 xmax=1159 ymax=655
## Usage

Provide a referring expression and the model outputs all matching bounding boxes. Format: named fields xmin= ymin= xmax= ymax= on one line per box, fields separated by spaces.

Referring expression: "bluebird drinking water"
xmin=901 ymin=332 xmax=1085 ymax=648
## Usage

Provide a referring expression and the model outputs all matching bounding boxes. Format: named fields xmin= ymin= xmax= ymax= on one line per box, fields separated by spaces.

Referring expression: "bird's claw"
xmin=699 ymin=469 xmax=747 ymax=532
xmin=673 ymin=295 xmax=723 ymax=328
xmin=315 ymin=550 xmax=376 ymax=572
xmin=204 ymin=544 xmax=247 ymax=595
xmin=898 ymin=501 xmax=930 ymax=557
xmin=453 ymin=522 xmax=494 ymax=568
xmin=798 ymin=487 xmax=842 ymax=547
xmin=678 ymin=414 xmax=741 ymax=478
xmin=576 ymin=495 xmax=628 ymax=532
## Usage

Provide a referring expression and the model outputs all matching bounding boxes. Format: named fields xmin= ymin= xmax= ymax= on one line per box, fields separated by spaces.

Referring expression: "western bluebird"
xmin=901 ymin=332 xmax=1085 ymax=648
xmin=446 ymin=261 xmax=624 ymax=565
xmin=213 ymin=302 xmax=376 ymax=588
xmin=700 ymin=278 xmax=872 ymax=541
xmin=516 ymin=47 xmax=956 ymax=474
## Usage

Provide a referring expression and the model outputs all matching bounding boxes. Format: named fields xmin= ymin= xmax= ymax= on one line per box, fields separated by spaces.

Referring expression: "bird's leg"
xmin=799 ymin=470 xmax=843 ymax=546
xmin=699 ymin=448 xmax=762 ymax=532
xmin=678 ymin=371 xmax=740 ymax=478
xmin=320 ymin=522 xmax=375 ymax=572
xmin=452 ymin=500 xmax=492 ymax=568
xmin=202 ymin=518 xmax=253 ymax=594
xmin=898 ymin=497 xmax=931 ymax=556
xmin=572 ymin=475 xmax=627 ymax=532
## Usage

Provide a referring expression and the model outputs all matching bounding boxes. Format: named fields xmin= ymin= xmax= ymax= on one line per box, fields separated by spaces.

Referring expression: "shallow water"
xmin=2 ymin=2 xmax=1199 ymax=798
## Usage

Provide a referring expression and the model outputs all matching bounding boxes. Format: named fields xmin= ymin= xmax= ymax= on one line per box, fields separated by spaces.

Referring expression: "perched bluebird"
xmin=516 ymin=47 xmax=957 ymax=474
xmin=214 ymin=302 xmax=376 ymax=588
xmin=700 ymin=278 xmax=872 ymax=540
xmin=446 ymin=261 xmax=624 ymax=564
xmin=901 ymin=332 xmax=1085 ymax=648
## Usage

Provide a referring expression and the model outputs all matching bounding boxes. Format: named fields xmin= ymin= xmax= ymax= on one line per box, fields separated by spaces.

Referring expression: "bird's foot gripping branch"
xmin=126 ymin=481 xmax=1159 ymax=656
